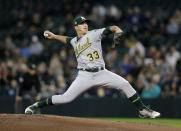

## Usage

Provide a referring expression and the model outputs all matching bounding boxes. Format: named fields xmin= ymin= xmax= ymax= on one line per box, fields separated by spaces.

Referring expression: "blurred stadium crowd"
xmin=1 ymin=0 xmax=181 ymax=99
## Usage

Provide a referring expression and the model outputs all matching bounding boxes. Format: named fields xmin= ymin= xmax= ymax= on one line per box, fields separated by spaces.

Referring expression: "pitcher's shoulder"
xmin=90 ymin=28 xmax=105 ymax=32
xmin=67 ymin=36 xmax=76 ymax=44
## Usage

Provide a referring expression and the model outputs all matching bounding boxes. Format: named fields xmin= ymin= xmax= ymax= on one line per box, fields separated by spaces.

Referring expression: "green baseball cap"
xmin=73 ymin=16 xmax=90 ymax=26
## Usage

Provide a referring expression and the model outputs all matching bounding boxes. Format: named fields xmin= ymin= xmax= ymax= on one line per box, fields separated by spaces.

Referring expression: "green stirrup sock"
xmin=37 ymin=97 xmax=53 ymax=109
xmin=129 ymin=93 xmax=146 ymax=111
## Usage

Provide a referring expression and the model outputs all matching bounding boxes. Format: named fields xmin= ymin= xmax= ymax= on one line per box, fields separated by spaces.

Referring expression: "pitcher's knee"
xmin=121 ymin=80 xmax=131 ymax=87
xmin=116 ymin=80 xmax=132 ymax=90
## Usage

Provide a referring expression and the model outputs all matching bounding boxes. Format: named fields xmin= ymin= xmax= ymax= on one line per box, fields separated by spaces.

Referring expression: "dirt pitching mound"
xmin=0 ymin=114 xmax=179 ymax=131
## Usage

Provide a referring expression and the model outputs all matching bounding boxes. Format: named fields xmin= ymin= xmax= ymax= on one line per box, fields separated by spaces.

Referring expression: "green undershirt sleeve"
xmin=66 ymin=37 xmax=73 ymax=44
xmin=103 ymin=26 xmax=112 ymax=36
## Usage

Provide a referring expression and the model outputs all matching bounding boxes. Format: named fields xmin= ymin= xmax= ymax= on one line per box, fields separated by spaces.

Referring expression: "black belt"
xmin=79 ymin=67 xmax=104 ymax=72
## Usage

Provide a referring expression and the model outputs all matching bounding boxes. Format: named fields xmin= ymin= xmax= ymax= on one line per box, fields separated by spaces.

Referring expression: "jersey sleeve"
xmin=93 ymin=28 xmax=106 ymax=40
xmin=66 ymin=37 xmax=73 ymax=44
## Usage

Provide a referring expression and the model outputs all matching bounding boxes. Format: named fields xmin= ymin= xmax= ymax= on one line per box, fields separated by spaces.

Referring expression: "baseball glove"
xmin=112 ymin=32 xmax=124 ymax=48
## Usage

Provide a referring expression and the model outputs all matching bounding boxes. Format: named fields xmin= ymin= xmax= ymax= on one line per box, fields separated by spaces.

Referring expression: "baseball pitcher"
xmin=25 ymin=16 xmax=160 ymax=118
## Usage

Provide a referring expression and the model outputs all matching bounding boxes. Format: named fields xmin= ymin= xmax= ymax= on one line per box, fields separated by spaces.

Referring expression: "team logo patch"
xmin=81 ymin=17 xmax=86 ymax=20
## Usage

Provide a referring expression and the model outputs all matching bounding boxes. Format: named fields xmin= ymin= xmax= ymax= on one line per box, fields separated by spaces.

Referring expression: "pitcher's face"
xmin=75 ymin=22 xmax=88 ymax=35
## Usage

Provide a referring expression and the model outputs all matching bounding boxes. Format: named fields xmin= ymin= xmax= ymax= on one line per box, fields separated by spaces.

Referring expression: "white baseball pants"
xmin=52 ymin=69 xmax=136 ymax=104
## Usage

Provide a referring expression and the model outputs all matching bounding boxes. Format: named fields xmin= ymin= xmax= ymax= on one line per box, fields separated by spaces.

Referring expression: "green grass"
xmin=95 ymin=118 xmax=181 ymax=128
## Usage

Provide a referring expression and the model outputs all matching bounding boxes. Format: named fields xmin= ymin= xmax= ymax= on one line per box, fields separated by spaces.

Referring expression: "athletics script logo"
xmin=75 ymin=37 xmax=92 ymax=58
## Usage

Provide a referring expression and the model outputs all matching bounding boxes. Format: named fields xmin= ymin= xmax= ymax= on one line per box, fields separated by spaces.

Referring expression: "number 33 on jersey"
xmin=87 ymin=51 xmax=99 ymax=61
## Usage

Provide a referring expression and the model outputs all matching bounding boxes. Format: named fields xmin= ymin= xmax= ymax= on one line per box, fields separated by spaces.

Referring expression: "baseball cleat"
xmin=25 ymin=102 xmax=38 ymax=115
xmin=139 ymin=107 xmax=160 ymax=118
